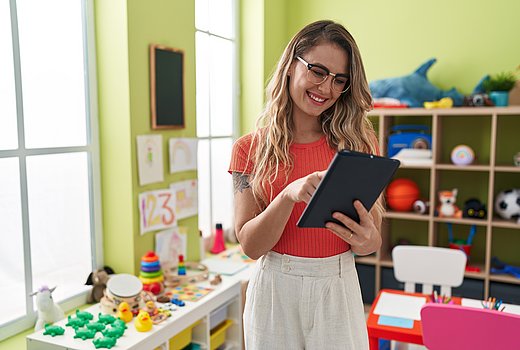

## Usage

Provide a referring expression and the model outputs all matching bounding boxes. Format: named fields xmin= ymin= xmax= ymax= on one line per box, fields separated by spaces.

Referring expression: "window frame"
xmin=195 ymin=0 xmax=240 ymax=238
xmin=0 ymin=0 xmax=102 ymax=339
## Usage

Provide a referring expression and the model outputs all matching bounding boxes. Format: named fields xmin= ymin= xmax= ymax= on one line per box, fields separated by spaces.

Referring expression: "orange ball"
xmin=386 ymin=178 xmax=420 ymax=212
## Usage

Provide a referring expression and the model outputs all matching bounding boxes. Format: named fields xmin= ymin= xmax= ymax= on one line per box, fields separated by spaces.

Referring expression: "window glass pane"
xmin=0 ymin=2 xmax=18 ymax=150
xmin=197 ymin=139 xmax=211 ymax=237
xmin=195 ymin=0 xmax=209 ymax=32
xmin=17 ymin=0 xmax=87 ymax=149
xmin=196 ymin=32 xmax=210 ymax=137
xmin=27 ymin=152 xmax=92 ymax=303
xmin=210 ymin=138 xmax=233 ymax=232
xmin=209 ymin=0 xmax=234 ymax=39
xmin=0 ymin=158 xmax=25 ymax=325
xmin=209 ymin=36 xmax=233 ymax=136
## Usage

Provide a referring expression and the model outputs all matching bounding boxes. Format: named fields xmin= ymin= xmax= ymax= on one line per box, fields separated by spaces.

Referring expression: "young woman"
xmin=229 ymin=20 xmax=382 ymax=349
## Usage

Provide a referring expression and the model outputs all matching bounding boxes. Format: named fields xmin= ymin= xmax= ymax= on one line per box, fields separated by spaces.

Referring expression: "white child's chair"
xmin=392 ymin=245 xmax=467 ymax=297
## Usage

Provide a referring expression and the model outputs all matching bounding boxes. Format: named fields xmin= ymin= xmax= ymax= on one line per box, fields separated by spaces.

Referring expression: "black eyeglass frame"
xmin=296 ymin=56 xmax=350 ymax=93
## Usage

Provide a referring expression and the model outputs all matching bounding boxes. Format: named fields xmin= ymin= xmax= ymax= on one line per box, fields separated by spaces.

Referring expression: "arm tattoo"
xmin=233 ymin=172 xmax=251 ymax=193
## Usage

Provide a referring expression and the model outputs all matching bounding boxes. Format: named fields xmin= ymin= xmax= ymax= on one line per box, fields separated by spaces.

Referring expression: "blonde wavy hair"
xmin=248 ymin=20 xmax=384 ymax=221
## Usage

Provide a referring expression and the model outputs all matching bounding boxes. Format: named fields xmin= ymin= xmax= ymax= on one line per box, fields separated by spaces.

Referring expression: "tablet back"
xmin=297 ymin=150 xmax=400 ymax=228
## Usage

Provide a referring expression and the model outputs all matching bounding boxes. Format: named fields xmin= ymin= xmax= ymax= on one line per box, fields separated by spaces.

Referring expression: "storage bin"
xmin=170 ymin=319 xmax=202 ymax=350
xmin=209 ymin=302 xmax=229 ymax=330
xmin=210 ymin=319 xmax=233 ymax=350
xmin=182 ymin=343 xmax=202 ymax=350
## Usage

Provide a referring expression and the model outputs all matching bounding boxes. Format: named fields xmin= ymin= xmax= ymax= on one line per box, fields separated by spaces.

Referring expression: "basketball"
xmin=386 ymin=178 xmax=420 ymax=212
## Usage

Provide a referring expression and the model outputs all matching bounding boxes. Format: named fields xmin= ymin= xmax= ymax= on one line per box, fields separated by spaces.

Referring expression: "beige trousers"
xmin=243 ymin=250 xmax=368 ymax=350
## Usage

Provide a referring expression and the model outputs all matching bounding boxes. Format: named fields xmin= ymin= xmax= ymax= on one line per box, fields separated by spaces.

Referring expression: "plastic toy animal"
xmin=42 ymin=324 xmax=65 ymax=337
xmin=134 ymin=310 xmax=153 ymax=332
xmin=74 ymin=327 xmax=97 ymax=340
xmin=437 ymin=189 xmax=463 ymax=218
xmin=65 ymin=315 xmax=88 ymax=329
xmin=370 ymin=58 xmax=488 ymax=107
xmin=75 ymin=309 xmax=94 ymax=321
xmin=30 ymin=285 xmax=65 ymax=331
xmin=116 ymin=302 xmax=134 ymax=323
xmin=101 ymin=325 xmax=125 ymax=339
xmin=93 ymin=335 xmax=117 ymax=349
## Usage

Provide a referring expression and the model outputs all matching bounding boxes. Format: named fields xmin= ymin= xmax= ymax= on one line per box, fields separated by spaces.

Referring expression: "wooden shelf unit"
xmin=357 ymin=107 xmax=520 ymax=303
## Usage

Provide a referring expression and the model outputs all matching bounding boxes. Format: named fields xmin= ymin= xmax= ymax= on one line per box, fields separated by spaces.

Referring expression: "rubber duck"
xmin=134 ymin=310 xmax=153 ymax=332
xmin=117 ymin=301 xmax=133 ymax=323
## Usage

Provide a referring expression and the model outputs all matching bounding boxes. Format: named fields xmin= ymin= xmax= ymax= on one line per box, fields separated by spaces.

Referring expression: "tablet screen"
xmin=297 ymin=150 xmax=400 ymax=228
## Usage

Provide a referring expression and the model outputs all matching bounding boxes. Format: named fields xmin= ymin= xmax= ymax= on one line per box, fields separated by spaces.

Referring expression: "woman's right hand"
xmin=282 ymin=170 xmax=327 ymax=204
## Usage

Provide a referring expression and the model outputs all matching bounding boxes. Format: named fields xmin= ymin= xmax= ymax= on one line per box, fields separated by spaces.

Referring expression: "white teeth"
xmin=308 ymin=92 xmax=325 ymax=103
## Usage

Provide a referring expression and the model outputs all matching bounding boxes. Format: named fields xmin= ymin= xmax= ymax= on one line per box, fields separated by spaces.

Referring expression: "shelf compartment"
xmin=495 ymin=113 xmax=520 ymax=166
xmin=384 ymin=211 xmax=430 ymax=221
xmin=492 ymin=219 xmax=520 ymax=229
xmin=433 ymin=217 xmax=488 ymax=227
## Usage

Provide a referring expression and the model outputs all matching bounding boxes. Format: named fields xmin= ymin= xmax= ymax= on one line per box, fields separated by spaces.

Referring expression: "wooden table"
xmin=366 ymin=289 xmax=461 ymax=350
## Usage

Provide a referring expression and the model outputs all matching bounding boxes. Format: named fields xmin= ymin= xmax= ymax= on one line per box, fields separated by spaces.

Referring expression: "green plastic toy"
xmin=86 ymin=321 xmax=106 ymax=332
xmin=98 ymin=313 xmax=117 ymax=324
xmin=75 ymin=309 xmax=94 ymax=321
xmin=42 ymin=324 xmax=65 ymax=337
xmin=92 ymin=336 xmax=117 ymax=349
xmin=65 ymin=315 xmax=87 ymax=329
xmin=102 ymin=325 xmax=125 ymax=338
xmin=112 ymin=318 xmax=128 ymax=330
xmin=73 ymin=327 xmax=97 ymax=340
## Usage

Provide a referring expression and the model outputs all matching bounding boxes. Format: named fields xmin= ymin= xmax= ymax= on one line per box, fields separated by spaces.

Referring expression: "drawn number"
xmin=146 ymin=195 xmax=161 ymax=227
xmin=159 ymin=192 xmax=175 ymax=225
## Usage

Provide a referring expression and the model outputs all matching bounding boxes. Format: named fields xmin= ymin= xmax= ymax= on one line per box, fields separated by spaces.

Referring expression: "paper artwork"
xmin=137 ymin=135 xmax=164 ymax=186
xmin=169 ymin=138 xmax=197 ymax=173
xmin=170 ymin=179 xmax=198 ymax=220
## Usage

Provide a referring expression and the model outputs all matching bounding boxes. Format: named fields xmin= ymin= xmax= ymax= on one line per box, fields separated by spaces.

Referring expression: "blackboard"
xmin=150 ymin=44 xmax=185 ymax=129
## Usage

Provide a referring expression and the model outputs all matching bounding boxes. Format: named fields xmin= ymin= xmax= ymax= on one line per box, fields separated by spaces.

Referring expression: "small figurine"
xmin=101 ymin=325 xmax=125 ymax=339
xmin=65 ymin=315 xmax=88 ymax=329
xmin=86 ymin=321 xmax=106 ymax=332
xmin=42 ymin=324 xmax=65 ymax=337
xmin=98 ymin=313 xmax=117 ymax=325
xmin=171 ymin=298 xmax=185 ymax=307
xmin=116 ymin=301 xmax=133 ymax=323
xmin=30 ymin=285 xmax=65 ymax=331
xmin=437 ymin=189 xmax=463 ymax=218
xmin=412 ymin=199 xmax=430 ymax=215
xmin=178 ymin=255 xmax=186 ymax=275
xmin=92 ymin=336 xmax=117 ymax=349
xmin=75 ymin=309 xmax=94 ymax=321
xmin=463 ymin=198 xmax=487 ymax=219
xmin=210 ymin=274 xmax=222 ymax=285
xmin=134 ymin=310 xmax=153 ymax=332
xmin=74 ymin=327 xmax=97 ymax=340
xmin=112 ymin=318 xmax=128 ymax=330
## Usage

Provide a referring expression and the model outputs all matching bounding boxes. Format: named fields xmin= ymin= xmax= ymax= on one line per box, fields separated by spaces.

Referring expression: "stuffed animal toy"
xmin=370 ymin=58 xmax=489 ymax=107
xmin=85 ymin=266 xmax=114 ymax=304
xmin=437 ymin=189 xmax=463 ymax=218
xmin=30 ymin=285 xmax=65 ymax=331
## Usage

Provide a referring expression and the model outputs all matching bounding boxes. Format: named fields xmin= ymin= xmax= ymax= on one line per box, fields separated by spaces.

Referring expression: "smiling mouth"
xmin=307 ymin=91 xmax=327 ymax=104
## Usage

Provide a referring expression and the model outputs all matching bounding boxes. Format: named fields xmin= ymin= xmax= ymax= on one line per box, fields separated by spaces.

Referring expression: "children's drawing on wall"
xmin=139 ymin=188 xmax=177 ymax=235
xmin=170 ymin=179 xmax=198 ymax=220
xmin=137 ymin=134 xmax=164 ymax=185
xmin=169 ymin=138 xmax=197 ymax=173
xmin=155 ymin=226 xmax=187 ymax=272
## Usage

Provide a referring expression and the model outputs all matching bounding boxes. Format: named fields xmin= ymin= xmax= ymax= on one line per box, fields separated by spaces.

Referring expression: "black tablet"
xmin=297 ymin=150 xmax=400 ymax=228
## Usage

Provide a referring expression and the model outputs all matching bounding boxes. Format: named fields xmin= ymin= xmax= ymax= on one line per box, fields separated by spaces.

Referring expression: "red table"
xmin=366 ymin=289 xmax=461 ymax=350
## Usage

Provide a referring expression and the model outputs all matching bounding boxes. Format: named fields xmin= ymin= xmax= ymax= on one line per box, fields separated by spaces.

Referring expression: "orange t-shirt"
xmin=229 ymin=133 xmax=352 ymax=258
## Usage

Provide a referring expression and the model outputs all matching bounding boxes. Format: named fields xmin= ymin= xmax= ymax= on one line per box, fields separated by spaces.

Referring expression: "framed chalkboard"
xmin=150 ymin=44 xmax=185 ymax=129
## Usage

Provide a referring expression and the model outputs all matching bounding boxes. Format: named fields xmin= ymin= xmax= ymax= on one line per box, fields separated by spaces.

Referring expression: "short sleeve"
xmin=228 ymin=133 xmax=255 ymax=174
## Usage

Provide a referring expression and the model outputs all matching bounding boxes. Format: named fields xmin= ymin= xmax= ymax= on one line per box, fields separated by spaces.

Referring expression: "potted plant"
xmin=483 ymin=71 xmax=518 ymax=107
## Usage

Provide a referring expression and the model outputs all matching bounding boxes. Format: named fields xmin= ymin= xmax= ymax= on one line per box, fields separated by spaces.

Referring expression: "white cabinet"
xmin=27 ymin=277 xmax=242 ymax=350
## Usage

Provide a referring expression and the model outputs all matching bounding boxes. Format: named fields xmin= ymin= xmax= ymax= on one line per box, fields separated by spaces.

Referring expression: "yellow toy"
xmin=117 ymin=301 xmax=133 ymax=323
xmin=134 ymin=310 xmax=153 ymax=332
xmin=424 ymin=97 xmax=453 ymax=109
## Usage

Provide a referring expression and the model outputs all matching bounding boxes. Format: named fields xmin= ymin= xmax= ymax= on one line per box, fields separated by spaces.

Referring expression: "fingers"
xmin=354 ymin=200 xmax=371 ymax=223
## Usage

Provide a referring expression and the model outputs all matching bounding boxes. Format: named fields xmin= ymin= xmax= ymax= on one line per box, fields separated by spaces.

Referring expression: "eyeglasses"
xmin=296 ymin=56 xmax=350 ymax=93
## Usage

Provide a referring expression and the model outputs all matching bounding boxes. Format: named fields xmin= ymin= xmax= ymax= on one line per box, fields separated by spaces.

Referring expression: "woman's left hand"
xmin=325 ymin=200 xmax=381 ymax=256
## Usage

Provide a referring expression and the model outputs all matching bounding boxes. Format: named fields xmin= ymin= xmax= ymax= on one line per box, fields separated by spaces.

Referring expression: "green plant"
xmin=483 ymin=71 xmax=517 ymax=92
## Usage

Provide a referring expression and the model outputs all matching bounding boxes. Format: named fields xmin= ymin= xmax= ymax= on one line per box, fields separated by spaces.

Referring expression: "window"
xmin=0 ymin=0 xmax=101 ymax=339
xmin=195 ymin=0 xmax=238 ymax=238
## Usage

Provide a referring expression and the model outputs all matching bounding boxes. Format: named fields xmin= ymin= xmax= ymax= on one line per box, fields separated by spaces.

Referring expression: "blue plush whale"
xmin=369 ymin=58 xmax=487 ymax=107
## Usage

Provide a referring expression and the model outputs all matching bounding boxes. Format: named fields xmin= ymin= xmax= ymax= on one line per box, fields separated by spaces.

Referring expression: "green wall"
xmin=241 ymin=0 xmax=520 ymax=130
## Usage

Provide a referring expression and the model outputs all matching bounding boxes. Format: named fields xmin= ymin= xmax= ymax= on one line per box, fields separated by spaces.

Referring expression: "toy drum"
xmin=100 ymin=274 xmax=143 ymax=314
